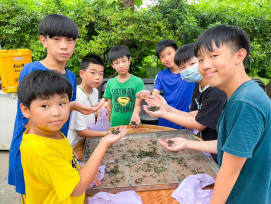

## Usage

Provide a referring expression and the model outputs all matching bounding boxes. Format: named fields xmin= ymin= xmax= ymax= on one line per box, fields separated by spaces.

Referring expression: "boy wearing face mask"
xmin=142 ymin=43 xmax=227 ymax=162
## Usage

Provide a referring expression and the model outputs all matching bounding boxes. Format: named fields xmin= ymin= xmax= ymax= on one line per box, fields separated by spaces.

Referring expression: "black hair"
xmin=194 ymin=25 xmax=251 ymax=67
xmin=81 ymin=54 xmax=105 ymax=71
xmin=174 ymin=43 xmax=195 ymax=66
xmin=17 ymin=70 xmax=73 ymax=109
xmin=155 ymin=39 xmax=178 ymax=58
xmin=108 ymin=45 xmax=130 ymax=63
xmin=38 ymin=14 xmax=78 ymax=40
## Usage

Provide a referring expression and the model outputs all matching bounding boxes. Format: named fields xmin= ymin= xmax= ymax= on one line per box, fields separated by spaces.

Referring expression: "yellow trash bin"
xmin=0 ymin=49 xmax=32 ymax=93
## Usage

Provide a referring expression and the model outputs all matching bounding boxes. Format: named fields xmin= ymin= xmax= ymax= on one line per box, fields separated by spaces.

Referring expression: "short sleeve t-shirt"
xmin=68 ymin=87 xmax=98 ymax=146
xmin=154 ymin=68 xmax=195 ymax=129
xmin=217 ymin=80 xmax=271 ymax=203
xmin=20 ymin=130 xmax=85 ymax=204
xmin=190 ymin=84 xmax=227 ymax=141
xmin=104 ymin=74 xmax=145 ymax=127
xmin=8 ymin=61 xmax=77 ymax=194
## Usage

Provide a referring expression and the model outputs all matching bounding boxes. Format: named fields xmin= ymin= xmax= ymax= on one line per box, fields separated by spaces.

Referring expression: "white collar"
xmin=199 ymin=84 xmax=210 ymax=93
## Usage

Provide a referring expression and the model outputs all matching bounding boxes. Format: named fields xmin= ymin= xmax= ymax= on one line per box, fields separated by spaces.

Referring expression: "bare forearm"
xmin=210 ymin=153 xmax=246 ymax=203
xmin=186 ymin=140 xmax=217 ymax=153
xmin=133 ymin=105 xmax=141 ymax=116
xmin=72 ymin=141 xmax=108 ymax=196
xmin=77 ymin=129 xmax=108 ymax=138
xmin=106 ymin=99 xmax=112 ymax=121
xmin=210 ymin=169 xmax=237 ymax=203
xmin=160 ymin=111 xmax=205 ymax=130
xmin=69 ymin=101 xmax=77 ymax=111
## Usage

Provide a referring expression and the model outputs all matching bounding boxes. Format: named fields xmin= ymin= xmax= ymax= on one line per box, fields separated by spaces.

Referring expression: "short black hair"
xmin=194 ymin=25 xmax=251 ymax=67
xmin=108 ymin=46 xmax=130 ymax=63
xmin=38 ymin=14 xmax=78 ymax=40
xmin=17 ymin=70 xmax=73 ymax=109
xmin=81 ymin=54 xmax=105 ymax=71
xmin=174 ymin=43 xmax=195 ymax=66
xmin=155 ymin=39 xmax=178 ymax=58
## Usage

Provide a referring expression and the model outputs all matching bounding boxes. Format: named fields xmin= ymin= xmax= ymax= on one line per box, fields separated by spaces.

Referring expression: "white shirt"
xmin=67 ymin=87 xmax=98 ymax=146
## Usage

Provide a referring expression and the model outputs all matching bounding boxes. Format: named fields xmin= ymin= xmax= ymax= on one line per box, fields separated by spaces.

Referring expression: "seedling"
xmin=147 ymin=106 xmax=160 ymax=112
xmin=131 ymin=121 xmax=138 ymax=126
xmin=167 ymin=139 xmax=174 ymax=147
xmin=111 ymin=127 xmax=121 ymax=135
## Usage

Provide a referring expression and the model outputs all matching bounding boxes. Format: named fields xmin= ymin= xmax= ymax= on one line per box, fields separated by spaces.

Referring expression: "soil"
xmin=82 ymin=130 xmax=218 ymax=191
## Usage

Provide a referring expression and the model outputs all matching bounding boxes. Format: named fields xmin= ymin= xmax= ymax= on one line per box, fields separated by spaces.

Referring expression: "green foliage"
xmin=191 ymin=0 xmax=271 ymax=78
xmin=0 ymin=0 xmax=270 ymax=79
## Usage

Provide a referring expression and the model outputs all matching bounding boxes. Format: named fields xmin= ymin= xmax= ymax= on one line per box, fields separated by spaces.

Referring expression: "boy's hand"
xmin=158 ymin=138 xmax=189 ymax=151
xmin=89 ymin=171 xmax=101 ymax=188
xmin=136 ymin=90 xmax=151 ymax=99
xmin=101 ymin=126 xmax=128 ymax=147
xmin=130 ymin=114 xmax=140 ymax=128
xmin=145 ymin=95 xmax=170 ymax=112
xmin=143 ymin=105 xmax=164 ymax=118
xmin=72 ymin=100 xmax=105 ymax=115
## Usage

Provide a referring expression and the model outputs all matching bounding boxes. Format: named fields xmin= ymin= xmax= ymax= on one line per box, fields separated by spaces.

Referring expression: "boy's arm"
xmin=71 ymin=126 xmax=128 ymax=196
xmin=143 ymin=104 xmax=206 ymax=130
xmin=130 ymin=98 xmax=142 ymax=126
xmin=106 ymin=99 xmax=112 ymax=121
xmin=159 ymin=138 xmax=217 ymax=154
xmin=77 ymin=129 xmax=109 ymax=138
xmin=210 ymin=152 xmax=247 ymax=204
xmin=70 ymin=100 xmax=105 ymax=115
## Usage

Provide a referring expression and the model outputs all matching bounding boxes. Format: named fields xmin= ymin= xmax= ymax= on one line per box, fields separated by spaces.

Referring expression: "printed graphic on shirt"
xmin=194 ymin=98 xmax=202 ymax=110
xmin=117 ymin=97 xmax=130 ymax=106
xmin=112 ymin=88 xmax=135 ymax=113
xmin=71 ymin=152 xmax=80 ymax=171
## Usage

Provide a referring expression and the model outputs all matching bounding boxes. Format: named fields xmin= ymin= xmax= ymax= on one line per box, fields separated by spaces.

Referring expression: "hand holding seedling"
xmin=101 ymin=126 xmax=128 ymax=147
xmin=145 ymin=95 xmax=170 ymax=112
xmin=158 ymin=138 xmax=189 ymax=151
xmin=130 ymin=114 xmax=140 ymax=128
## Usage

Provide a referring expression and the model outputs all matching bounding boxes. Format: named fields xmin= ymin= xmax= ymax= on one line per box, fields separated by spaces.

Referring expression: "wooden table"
xmin=73 ymin=124 xmax=213 ymax=204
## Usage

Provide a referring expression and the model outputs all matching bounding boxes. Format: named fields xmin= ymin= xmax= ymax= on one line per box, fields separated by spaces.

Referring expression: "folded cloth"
xmin=88 ymin=191 xmax=142 ymax=204
xmin=172 ymin=174 xmax=215 ymax=204
xmin=89 ymin=165 xmax=105 ymax=188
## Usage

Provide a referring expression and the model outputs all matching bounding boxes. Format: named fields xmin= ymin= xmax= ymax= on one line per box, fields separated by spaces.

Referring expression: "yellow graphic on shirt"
xmin=117 ymin=97 xmax=130 ymax=106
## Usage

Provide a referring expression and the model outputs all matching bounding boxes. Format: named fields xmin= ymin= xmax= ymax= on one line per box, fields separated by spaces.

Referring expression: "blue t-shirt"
xmin=154 ymin=68 xmax=195 ymax=129
xmin=217 ymin=80 xmax=271 ymax=203
xmin=8 ymin=61 xmax=77 ymax=194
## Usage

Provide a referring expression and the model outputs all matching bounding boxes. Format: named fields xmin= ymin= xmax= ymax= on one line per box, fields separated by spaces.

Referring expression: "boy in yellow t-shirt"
xmin=18 ymin=70 xmax=127 ymax=204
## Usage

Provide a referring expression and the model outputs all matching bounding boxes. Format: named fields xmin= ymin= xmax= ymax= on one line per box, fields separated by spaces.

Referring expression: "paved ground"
xmin=0 ymin=151 xmax=21 ymax=204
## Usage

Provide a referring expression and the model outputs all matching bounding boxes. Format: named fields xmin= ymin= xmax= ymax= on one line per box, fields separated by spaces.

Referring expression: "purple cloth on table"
xmin=203 ymin=152 xmax=212 ymax=157
xmin=89 ymin=165 xmax=105 ymax=188
xmin=172 ymin=174 xmax=215 ymax=204
xmin=88 ymin=190 xmax=142 ymax=204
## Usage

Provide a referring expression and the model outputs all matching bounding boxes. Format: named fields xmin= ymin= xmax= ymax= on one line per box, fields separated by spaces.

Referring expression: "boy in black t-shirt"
xmin=141 ymin=43 xmax=227 ymax=162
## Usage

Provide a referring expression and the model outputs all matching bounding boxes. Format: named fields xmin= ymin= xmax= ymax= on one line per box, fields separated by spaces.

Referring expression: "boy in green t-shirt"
xmin=104 ymin=45 xmax=145 ymax=127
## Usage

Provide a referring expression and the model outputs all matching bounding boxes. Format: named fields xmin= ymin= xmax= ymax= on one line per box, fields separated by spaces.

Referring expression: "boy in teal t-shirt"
xmin=104 ymin=45 xmax=145 ymax=127
xmin=158 ymin=25 xmax=271 ymax=203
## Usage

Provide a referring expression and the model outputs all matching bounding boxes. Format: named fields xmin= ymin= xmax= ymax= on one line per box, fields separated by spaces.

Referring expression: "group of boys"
xmin=8 ymin=13 xmax=271 ymax=204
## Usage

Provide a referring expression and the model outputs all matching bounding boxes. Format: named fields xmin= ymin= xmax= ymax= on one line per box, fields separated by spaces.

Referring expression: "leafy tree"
xmin=0 ymin=0 xmax=270 ymax=80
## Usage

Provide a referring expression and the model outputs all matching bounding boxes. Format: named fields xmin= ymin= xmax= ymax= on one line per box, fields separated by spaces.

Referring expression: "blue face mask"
xmin=180 ymin=63 xmax=202 ymax=83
